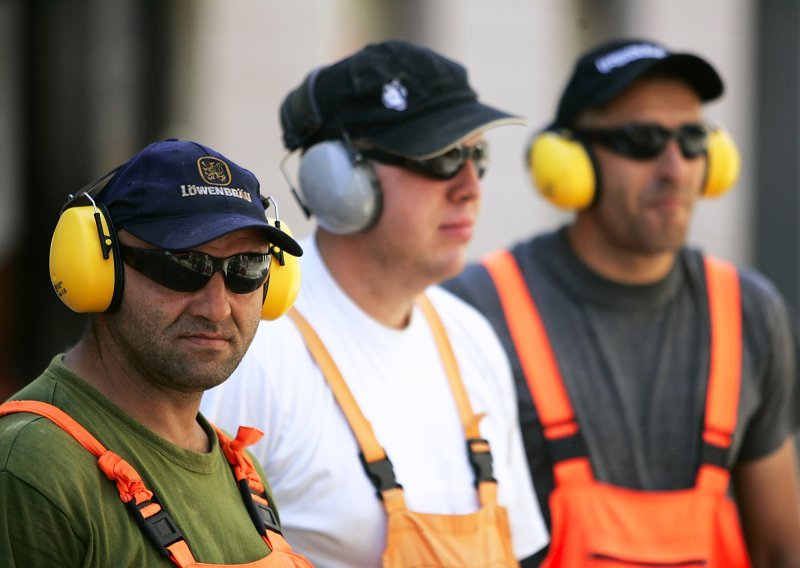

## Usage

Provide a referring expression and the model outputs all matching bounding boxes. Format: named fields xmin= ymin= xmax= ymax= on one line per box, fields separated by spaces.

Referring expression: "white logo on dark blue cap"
xmin=595 ymin=44 xmax=668 ymax=74
xmin=382 ymin=79 xmax=408 ymax=111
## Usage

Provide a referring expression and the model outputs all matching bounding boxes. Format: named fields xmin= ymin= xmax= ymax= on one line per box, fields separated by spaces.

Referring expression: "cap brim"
xmin=363 ymin=102 xmax=526 ymax=159
xmin=124 ymin=213 xmax=304 ymax=256
xmin=594 ymin=53 xmax=723 ymax=109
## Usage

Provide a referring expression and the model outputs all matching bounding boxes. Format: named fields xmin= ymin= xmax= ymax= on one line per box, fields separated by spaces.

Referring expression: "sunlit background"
xmin=1 ymin=0 xmax=797 ymax=397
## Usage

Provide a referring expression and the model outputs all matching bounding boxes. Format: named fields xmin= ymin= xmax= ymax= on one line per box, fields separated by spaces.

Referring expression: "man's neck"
xmin=315 ymin=232 xmax=427 ymax=329
xmin=566 ymin=222 xmax=679 ymax=284
xmin=63 ymin=337 xmax=209 ymax=453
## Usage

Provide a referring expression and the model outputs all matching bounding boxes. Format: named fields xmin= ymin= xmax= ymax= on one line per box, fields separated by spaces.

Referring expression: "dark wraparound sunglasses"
xmin=573 ymin=123 xmax=709 ymax=160
xmin=360 ymin=140 xmax=490 ymax=180
xmin=120 ymin=246 xmax=271 ymax=294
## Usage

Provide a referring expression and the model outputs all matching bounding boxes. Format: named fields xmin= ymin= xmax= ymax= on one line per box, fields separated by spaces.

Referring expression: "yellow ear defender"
xmin=49 ymin=196 xmax=123 ymax=313
xmin=526 ymin=126 xmax=741 ymax=209
xmin=528 ymin=131 xmax=596 ymax=209
xmin=703 ymin=127 xmax=741 ymax=198
xmin=261 ymin=219 xmax=302 ymax=321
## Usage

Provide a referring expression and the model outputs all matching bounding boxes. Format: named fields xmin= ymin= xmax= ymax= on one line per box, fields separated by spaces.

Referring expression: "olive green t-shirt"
xmin=0 ymin=355 xmax=279 ymax=567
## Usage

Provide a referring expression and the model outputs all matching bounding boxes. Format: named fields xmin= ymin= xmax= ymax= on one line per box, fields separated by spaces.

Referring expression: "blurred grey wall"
xmin=1 ymin=0 xmax=798 ymax=392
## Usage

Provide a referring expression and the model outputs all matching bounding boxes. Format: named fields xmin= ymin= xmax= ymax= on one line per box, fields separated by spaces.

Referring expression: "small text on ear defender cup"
xmin=528 ymin=132 xmax=596 ymax=209
xmin=49 ymin=206 xmax=117 ymax=313
xmin=703 ymin=128 xmax=740 ymax=198
xmin=262 ymin=220 xmax=302 ymax=320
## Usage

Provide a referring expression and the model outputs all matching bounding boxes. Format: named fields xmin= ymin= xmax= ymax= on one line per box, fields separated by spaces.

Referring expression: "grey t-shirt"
xmin=445 ymin=227 xmax=798 ymax=527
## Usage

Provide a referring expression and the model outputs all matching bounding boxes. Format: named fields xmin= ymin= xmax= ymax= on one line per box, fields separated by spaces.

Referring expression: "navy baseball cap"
xmin=553 ymin=39 xmax=724 ymax=127
xmin=280 ymin=40 xmax=525 ymax=159
xmin=97 ymin=139 xmax=302 ymax=255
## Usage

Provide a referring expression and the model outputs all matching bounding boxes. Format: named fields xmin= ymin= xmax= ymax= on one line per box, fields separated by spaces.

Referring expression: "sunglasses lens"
xmin=422 ymin=141 xmax=489 ymax=179
xmin=619 ymin=125 xmax=670 ymax=159
xmin=121 ymin=248 xmax=270 ymax=294
xmin=581 ymin=124 xmax=709 ymax=161
xmin=224 ymin=254 xmax=271 ymax=294
xmin=676 ymin=124 xmax=708 ymax=158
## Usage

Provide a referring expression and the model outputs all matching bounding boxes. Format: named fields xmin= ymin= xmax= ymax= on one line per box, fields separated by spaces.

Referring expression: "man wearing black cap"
xmin=445 ymin=39 xmax=800 ymax=565
xmin=203 ymin=40 xmax=548 ymax=567
xmin=0 ymin=140 xmax=312 ymax=566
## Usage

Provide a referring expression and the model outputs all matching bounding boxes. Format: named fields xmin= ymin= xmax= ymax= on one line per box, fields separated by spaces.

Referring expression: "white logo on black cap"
xmin=595 ymin=44 xmax=668 ymax=74
xmin=382 ymin=79 xmax=408 ymax=111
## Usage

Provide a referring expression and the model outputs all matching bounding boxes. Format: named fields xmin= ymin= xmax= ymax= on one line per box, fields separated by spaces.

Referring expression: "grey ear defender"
xmin=297 ymin=140 xmax=382 ymax=235
xmin=279 ymin=66 xmax=383 ymax=235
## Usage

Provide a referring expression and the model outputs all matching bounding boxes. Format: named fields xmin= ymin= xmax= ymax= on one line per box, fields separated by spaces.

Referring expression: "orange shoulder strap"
xmin=0 ymin=401 xmax=290 ymax=565
xmin=482 ymin=250 xmax=743 ymax=490
xmin=482 ymin=250 xmax=578 ymax=442
xmin=0 ymin=400 xmax=196 ymax=563
xmin=698 ymin=256 xmax=742 ymax=491
xmin=289 ymin=299 xmax=498 ymax=506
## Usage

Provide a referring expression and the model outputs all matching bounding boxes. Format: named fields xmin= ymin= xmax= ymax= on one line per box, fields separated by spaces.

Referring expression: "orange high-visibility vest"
xmin=288 ymin=295 xmax=519 ymax=568
xmin=0 ymin=400 xmax=314 ymax=568
xmin=482 ymin=252 xmax=751 ymax=567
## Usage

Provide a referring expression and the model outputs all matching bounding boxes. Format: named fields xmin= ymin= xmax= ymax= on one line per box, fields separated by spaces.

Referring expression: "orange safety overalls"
xmin=288 ymin=295 xmax=519 ymax=568
xmin=0 ymin=400 xmax=314 ymax=568
xmin=482 ymin=251 xmax=751 ymax=567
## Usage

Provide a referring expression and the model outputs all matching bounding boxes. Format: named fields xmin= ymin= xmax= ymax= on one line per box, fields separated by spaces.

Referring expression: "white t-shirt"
xmin=202 ymin=234 xmax=548 ymax=568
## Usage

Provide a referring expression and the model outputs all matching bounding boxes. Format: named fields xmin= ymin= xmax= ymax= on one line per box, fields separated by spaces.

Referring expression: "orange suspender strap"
xmin=482 ymin=250 xmax=744 ymax=491
xmin=0 ymin=401 xmax=284 ymax=566
xmin=0 ymin=400 xmax=196 ymax=566
xmin=697 ymin=256 xmax=743 ymax=492
xmin=287 ymin=308 xmax=407 ymax=512
xmin=288 ymin=299 xmax=499 ymax=509
xmin=416 ymin=294 xmax=499 ymax=505
xmin=482 ymin=250 xmax=591 ymax=484
xmin=211 ymin=424 xmax=291 ymax=552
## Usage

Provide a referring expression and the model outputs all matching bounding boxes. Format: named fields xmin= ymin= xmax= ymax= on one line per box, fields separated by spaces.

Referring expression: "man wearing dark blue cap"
xmin=445 ymin=39 xmax=800 ymax=565
xmin=0 ymin=140 xmax=312 ymax=567
xmin=203 ymin=40 xmax=548 ymax=567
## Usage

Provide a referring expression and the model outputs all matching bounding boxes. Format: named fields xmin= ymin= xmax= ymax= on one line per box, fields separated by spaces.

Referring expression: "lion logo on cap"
xmin=198 ymin=157 xmax=232 ymax=186
xmin=382 ymin=79 xmax=408 ymax=111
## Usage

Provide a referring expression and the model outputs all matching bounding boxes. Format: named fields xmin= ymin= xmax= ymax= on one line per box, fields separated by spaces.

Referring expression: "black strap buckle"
xmin=239 ymin=479 xmax=282 ymax=536
xmin=359 ymin=452 xmax=402 ymax=499
xmin=125 ymin=498 xmax=184 ymax=558
xmin=466 ymin=438 xmax=497 ymax=486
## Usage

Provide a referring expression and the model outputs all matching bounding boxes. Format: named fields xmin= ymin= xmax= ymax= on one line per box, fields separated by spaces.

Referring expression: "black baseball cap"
xmin=280 ymin=39 xmax=525 ymax=159
xmin=97 ymin=139 xmax=302 ymax=255
xmin=553 ymin=38 xmax=724 ymax=127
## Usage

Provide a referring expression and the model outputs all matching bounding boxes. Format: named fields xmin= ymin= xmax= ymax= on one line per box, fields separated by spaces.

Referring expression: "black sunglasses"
xmin=573 ymin=123 xmax=709 ymax=160
xmin=120 ymin=246 xmax=271 ymax=294
xmin=360 ymin=140 xmax=490 ymax=180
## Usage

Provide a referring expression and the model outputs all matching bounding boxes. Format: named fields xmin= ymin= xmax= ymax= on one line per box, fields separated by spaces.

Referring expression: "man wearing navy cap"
xmin=0 ymin=140 xmax=311 ymax=567
xmin=446 ymin=39 xmax=800 ymax=565
xmin=203 ymin=40 xmax=548 ymax=567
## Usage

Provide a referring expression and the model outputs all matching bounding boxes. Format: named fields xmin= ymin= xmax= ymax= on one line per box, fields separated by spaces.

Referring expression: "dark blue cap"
xmin=98 ymin=139 xmax=302 ymax=255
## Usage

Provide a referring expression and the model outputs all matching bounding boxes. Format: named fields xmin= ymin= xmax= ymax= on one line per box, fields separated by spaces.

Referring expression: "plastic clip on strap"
xmin=0 ymin=400 xmax=188 ymax=560
xmin=213 ymin=424 xmax=283 ymax=536
xmin=466 ymin=438 xmax=496 ymax=487
xmin=359 ymin=452 xmax=403 ymax=498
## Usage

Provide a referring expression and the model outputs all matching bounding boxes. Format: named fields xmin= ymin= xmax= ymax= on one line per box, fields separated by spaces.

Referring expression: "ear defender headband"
xmin=525 ymin=125 xmax=741 ymax=210
xmin=279 ymin=68 xmax=382 ymax=235
xmin=49 ymin=175 xmax=301 ymax=320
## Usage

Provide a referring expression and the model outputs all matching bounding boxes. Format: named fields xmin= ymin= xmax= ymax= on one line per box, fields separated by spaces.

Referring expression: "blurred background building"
xmin=1 ymin=0 xmax=797 ymax=396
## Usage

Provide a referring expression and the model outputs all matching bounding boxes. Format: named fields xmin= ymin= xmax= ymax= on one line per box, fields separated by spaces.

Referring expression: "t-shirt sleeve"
xmin=735 ymin=267 xmax=799 ymax=463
